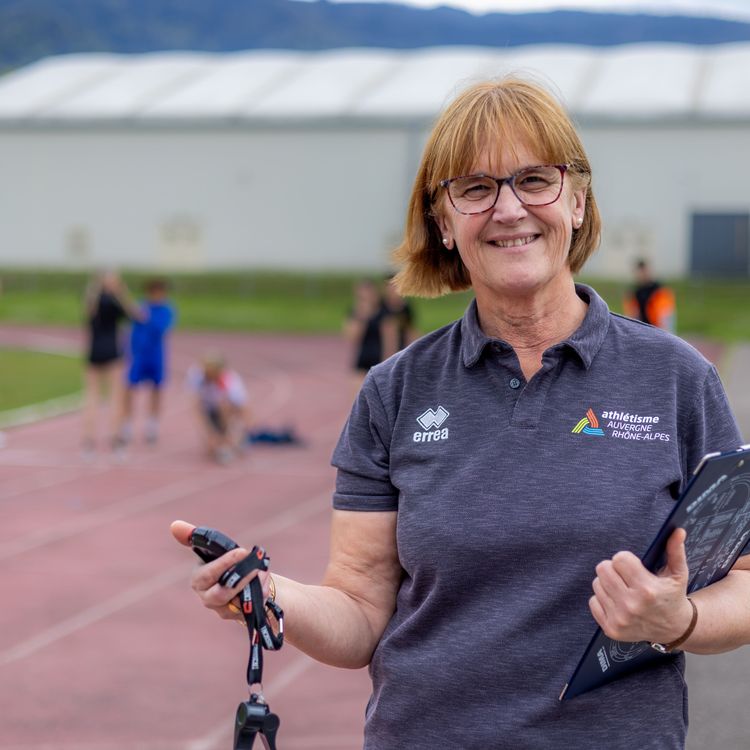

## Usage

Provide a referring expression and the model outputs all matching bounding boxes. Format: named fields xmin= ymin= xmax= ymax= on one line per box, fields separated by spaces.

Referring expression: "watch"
xmin=649 ymin=597 xmax=698 ymax=654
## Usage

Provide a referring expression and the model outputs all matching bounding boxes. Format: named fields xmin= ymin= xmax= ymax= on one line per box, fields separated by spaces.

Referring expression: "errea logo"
xmin=417 ymin=406 xmax=449 ymax=430
xmin=414 ymin=406 xmax=450 ymax=443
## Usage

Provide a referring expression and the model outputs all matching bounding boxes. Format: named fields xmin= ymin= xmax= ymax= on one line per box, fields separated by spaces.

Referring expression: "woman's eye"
xmin=459 ymin=181 xmax=493 ymax=198
xmin=517 ymin=173 xmax=549 ymax=188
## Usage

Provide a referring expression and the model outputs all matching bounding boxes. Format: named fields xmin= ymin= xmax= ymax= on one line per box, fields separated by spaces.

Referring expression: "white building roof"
xmin=2 ymin=44 xmax=750 ymax=124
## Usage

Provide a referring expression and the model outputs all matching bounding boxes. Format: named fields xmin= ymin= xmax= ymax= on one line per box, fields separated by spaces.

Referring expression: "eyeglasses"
xmin=440 ymin=164 xmax=569 ymax=215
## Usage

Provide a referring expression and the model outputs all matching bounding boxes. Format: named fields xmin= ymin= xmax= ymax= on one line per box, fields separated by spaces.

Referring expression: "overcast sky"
xmin=296 ymin=0 xmax=750 ymax=21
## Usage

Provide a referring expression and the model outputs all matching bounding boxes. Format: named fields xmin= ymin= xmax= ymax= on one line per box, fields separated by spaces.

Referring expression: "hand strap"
xmin=650 ymin=597 xmax=698 ymax=654
xmin=219 ymin=547 xmax=284 ymax=684
xmin=189 ymin=529 xmax=284 ymax=750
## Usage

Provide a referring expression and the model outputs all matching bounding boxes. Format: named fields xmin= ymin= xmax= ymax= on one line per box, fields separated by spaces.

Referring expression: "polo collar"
xmin=460 ymin=283 xmax=610 ymax=369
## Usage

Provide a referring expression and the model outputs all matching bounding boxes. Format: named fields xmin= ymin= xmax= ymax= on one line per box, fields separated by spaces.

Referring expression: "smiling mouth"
xmin=489 ymin=234 xmax=538 ymax=248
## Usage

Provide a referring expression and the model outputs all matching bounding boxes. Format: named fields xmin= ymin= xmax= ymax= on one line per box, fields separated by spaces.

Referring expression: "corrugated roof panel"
xmin=142 ymin=51 xmax=303 ymax=118
xmin=580 ymin=44 xmax=702 ymax=117
xmin=247 ymin=48 xmax=399 ymax=118
xmin=41 ymin=53 xmax=210 ymax=119
xmin=0 ymin=54 xmax=120 ymax=117
xmin=354 ymin=46 xmax=598 ymax=118
xmin=353 ymin=47 xmax=504 ymax=117
xmin=698 ymin=44 xmax=750 ymax=116
xmin=3 ymin=45 xmax=750 ymax=123
xmin=491 ymin=46 xmax=599 ymax=110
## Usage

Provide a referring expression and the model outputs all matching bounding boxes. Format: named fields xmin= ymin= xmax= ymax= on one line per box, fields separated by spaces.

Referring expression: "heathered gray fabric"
xmin=331 ymin=284 xmax=742 ymax=750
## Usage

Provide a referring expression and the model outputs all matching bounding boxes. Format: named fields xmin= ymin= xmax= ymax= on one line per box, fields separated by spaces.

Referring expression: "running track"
xmin=0 ymin=326 xmax=370 ymax=750
xmin=0 ymin=325 xmax=744 ymax=749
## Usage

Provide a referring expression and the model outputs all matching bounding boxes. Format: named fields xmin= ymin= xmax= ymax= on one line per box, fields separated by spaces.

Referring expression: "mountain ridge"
xmin=2 ymin=0 xmax=750 ymax=71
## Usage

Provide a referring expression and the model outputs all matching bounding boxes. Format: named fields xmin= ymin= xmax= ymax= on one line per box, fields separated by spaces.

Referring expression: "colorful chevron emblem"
xmin=572 ymin=407 xmax=605 ymax=436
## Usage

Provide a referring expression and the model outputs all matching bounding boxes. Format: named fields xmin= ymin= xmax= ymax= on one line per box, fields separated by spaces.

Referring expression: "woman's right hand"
xmin=170 ymin=519 xmax=270 ymax=623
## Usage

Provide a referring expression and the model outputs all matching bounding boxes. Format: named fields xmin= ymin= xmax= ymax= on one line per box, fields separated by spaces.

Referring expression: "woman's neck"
xmin=475 ymin=280 xmax=588 ymax=379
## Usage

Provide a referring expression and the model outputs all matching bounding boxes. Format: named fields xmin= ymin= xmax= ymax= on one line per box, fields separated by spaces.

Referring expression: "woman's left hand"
xmin=589 ymin=527 xmax=694 ymax=644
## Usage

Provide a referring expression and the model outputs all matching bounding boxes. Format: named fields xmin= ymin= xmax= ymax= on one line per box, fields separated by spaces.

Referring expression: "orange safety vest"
xmin=624 ymin=285 xmax=676 ymax=332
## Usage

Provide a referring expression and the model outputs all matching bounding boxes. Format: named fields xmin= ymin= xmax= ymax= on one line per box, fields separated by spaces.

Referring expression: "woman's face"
xmin=435 ymin=141 xmax=586 ymax=305
xmin=101 ymin=271 xmax=121 ymax=292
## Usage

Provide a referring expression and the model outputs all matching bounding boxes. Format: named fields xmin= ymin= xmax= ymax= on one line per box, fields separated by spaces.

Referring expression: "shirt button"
xmin=509 ymin=378 xmax=521 ymax=389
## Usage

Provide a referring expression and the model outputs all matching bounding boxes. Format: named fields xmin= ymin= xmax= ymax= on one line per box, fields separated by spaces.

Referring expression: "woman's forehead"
xmin=467 ymin=138 xmax=544 ymax=175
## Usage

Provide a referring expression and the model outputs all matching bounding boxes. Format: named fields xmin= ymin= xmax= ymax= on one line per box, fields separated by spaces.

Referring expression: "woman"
xmin=382 ymin=273 xmax=418 ymax=352
xmin=171 ymin=78 xmax=750 ymax=748
xmin=343 ymin=278 xmax=398 ymax=389
xmin=81 ymin=269 xmax=140 ymax=455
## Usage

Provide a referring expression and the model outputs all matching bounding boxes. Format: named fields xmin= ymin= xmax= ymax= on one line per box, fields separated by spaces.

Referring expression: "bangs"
xmin=427 ymin=79 xmax=582 ymax=194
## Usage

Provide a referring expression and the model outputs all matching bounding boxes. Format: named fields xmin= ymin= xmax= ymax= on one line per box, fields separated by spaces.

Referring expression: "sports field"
xmin=1 ymin=322 xmax=749 ymax=749
xmin=0 ymin=325 xmax=370 ymax=749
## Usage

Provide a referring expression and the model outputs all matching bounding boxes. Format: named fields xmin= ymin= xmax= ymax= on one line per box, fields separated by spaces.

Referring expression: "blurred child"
xmin=116 ymin=278 xmax=175 ymax=448
xmin=81 ymin=269 xmax=141 ymax=456
xmin=185 ymin=353 xmax=251 ymax=464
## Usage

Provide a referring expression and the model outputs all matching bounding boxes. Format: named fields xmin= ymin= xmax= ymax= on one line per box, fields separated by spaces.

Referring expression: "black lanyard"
xmin=219 ymin=547 xmax=285 ymax=684
xmin=190 ymin=527 xmax=285 ymax=749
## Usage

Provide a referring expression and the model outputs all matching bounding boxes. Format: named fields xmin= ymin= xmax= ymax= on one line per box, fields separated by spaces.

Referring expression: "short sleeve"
xmin=225 ymin=371 xmax=247 ymax=406
xmin=681 ymin=365 xmax=742 ymax=479
xmin=331 ymin=375 xmax=398 ymax=512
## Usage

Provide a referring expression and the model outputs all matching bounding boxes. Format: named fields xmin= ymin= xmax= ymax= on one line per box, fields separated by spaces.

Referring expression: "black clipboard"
xmin=560 ymin=444 xmax=750 ymax=701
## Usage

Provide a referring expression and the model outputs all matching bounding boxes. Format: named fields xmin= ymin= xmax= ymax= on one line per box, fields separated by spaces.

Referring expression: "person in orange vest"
xmin=624 ymin=259 xmax=676 ymax=332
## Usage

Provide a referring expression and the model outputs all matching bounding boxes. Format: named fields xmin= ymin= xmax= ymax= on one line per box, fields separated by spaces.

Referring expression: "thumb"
xmin=170 ymin=520 xmax=196 ymax=547
xmin=661 ymin=527 xmax=689 ymax=580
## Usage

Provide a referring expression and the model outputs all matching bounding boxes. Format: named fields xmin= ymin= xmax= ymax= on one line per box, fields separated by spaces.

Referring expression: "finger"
xmin=589 ymin=578 xmax=616 ymax=620
xmin=192 ymin=547 xmax=250 ymax=592
xmin=611 ymin=550 xmax=653 ymax=589
xmin=224 ymin=600 xmax=246 ymax=621
xmin=662 ymin=527 xmax=689 ymax=580
xmin=595 ymin=560 xmax=629 ymax=599
xmin=588 ymin=595 xmax=608 ymax=629
xmin=204 ymin=570 xmax=271 ymax=614
xmin=591 ymin=576 xmax=615 ymax=617
xmin=170 ymin=520 xmax=195 ymax=546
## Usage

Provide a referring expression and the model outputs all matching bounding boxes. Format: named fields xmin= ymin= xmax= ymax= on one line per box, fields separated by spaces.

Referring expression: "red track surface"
xmin=0 ymin=325 xmax=729 ymax=750
xmin=0 ymin=326 xmax=370 ymax=750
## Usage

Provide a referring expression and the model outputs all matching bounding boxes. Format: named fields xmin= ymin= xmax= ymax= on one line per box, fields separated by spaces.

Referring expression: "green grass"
xmin=0 ymin=348 xmax=82 ymax=414
xmin=0 ymin=269 xmax=749 ymax=342
xmin=0 ymin=270 xmax=748 ymax=417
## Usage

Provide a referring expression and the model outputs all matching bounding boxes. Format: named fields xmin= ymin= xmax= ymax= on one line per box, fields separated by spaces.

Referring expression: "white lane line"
xmin=0 ymin=470 xmax=237 ymax=562
xmin=0 ymin=467 xmax=107 ymax=504
xmin=186 ymin=655 xmax=317 ymax=750
xmin=0 ymin=491 xmax=331 ymax=667
xmin=0 ymin=393 xmax=82 ymax=430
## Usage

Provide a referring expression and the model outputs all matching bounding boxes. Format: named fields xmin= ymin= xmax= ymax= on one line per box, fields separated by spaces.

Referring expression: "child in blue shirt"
xmin=116 ymin=278 xmax=176 ymax=448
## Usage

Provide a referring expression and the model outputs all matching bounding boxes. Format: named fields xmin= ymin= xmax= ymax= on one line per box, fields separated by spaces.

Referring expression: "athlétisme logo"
xmin=572 ymin=407 xmax=671 ymax=442
xmin=571 ymin=408 xmax=605 ymax=436
xmin=414 ymin=406 xmax=450 ymax=443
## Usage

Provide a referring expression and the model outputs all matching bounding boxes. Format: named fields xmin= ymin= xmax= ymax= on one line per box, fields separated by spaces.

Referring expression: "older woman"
xmin=172 ymin=78 xmax=750 ymax=749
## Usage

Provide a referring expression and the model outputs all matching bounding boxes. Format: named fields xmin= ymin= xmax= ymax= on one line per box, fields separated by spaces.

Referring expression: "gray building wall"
xmin=0 ymin=125 xmax=413 ymax=272
xmin=1 ymin=121 xmax=749 ymax=277
xmin=581 ymin=123 xmax=750 ymax=279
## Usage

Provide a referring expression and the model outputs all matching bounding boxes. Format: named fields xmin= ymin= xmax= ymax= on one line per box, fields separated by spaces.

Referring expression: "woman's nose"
xmin=490 ymin=182 xmax=527 ymax=223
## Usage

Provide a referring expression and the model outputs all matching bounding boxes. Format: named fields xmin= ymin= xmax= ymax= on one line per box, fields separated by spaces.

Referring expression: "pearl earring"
xmin=442 ymin=238 xmax=450 ymax=246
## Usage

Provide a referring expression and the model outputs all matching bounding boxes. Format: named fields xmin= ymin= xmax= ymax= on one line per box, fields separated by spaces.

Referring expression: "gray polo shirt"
xmin=331 ymin=284 xmax=742 ymax=750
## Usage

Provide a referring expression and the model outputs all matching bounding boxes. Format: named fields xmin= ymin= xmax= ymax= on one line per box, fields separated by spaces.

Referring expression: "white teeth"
xmin=491 ymin=235 xmax=536 ymax=248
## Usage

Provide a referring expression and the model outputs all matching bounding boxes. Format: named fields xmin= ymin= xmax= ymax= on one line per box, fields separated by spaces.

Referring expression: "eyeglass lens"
xmin=447 ymin=166 xmax=564 ymax=214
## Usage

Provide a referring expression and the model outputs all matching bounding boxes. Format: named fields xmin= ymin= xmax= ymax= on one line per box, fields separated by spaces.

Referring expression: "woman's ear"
xmin=572 ymin=188 xmax=586 ymax=229
xmin=433 ymin=211 xmax=454 ymax=250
